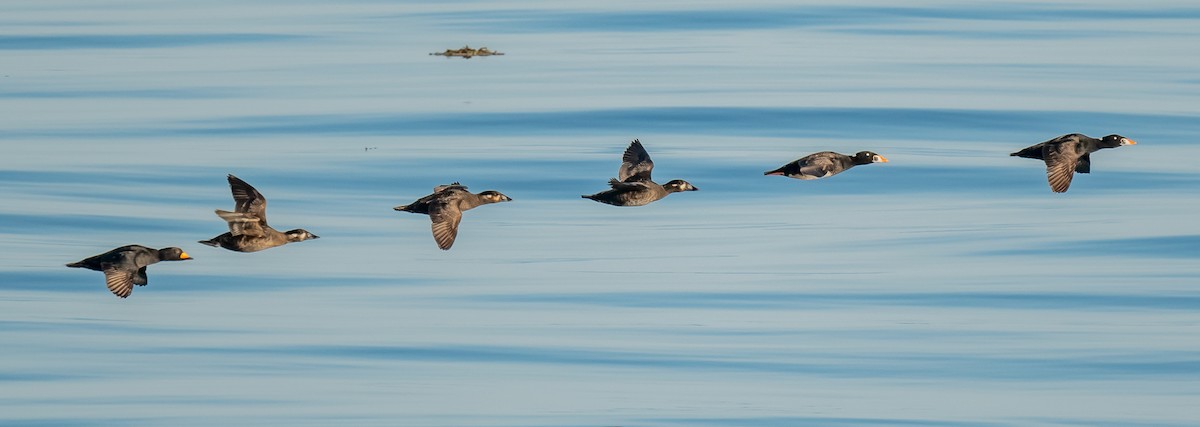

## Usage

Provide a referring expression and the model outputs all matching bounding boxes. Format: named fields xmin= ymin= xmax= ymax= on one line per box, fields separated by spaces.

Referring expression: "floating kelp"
xmin=431 ymin=45 xmax=504 ymax=58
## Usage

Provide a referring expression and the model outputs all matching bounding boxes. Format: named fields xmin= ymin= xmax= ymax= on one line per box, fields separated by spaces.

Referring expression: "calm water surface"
xmin=2 ymin=1 xmax=1199 ymax=426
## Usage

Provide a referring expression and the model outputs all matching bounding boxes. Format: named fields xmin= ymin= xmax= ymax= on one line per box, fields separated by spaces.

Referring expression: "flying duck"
xmin=199 ymin=174 xmax=319 ymax=252
xmin=66 ymin=245 xmax=192 ymax=298
xmin=1010 ymin=134 xmax=1136 ymax=192
xmin=394 ymin=183 xmax=512 ymax=250
xmin=582 ymin=139 xmax=698 ymax=206
xmin=764 ymin=151 xmax=888 ymax=180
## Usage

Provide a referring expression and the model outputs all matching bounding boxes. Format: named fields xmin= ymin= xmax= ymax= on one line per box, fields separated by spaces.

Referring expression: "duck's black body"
xmin=66 ymin=245 xmax=192 ymax=298
xmin=583 ymin=178 xmax=698 ymax=207
xmin=199 ymin=174 xmax=318 ymax=252
xmin=582 ymin=139 xmax=698 ymax=206
xmin=764 ymin=151 xmax=888 ymax=180
xmin=1011 ymin=134 xmax=1136 ymax=193
xmin=394 ymin=183 xmax=511 ymax=250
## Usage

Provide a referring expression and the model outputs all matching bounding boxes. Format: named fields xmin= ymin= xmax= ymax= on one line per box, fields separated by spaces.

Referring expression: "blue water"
xmin=3 ymin=1 xmax=1199 ymax=426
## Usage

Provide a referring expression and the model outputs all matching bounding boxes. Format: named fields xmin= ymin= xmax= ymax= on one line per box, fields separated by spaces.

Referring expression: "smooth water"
xmin=2 ymin=1 xmax=1199 ymax=426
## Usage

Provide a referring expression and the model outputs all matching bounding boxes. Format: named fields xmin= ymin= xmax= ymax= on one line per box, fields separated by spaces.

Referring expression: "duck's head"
xmin=853 ymin=151 xmax=889 ymax=164
xmin=663 ymin=180 xmax=698 ymax=193
xmin=285 ymin=229 xmax=320 ymax=242
xmin=1101 ymin=134 xmax=1137 ymax=148
xmin=479 ymin=191 xmax=513 ymax=203
xmin=159 ymin=247 xmax=193 ymax=261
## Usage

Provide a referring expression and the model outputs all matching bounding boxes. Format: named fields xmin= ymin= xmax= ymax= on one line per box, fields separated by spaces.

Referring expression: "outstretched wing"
xmin=428 ymin=200 xmax=463 ymax=250
xmin=101 ymin=263 xmax=135 ymax=298
xmin=618 ymin=139 xmax=654 ymax=182
xmin=1044 ymin=141 xmax=1079 ymax=193
xmin=227 ymin=175 xmax=269 ymax=225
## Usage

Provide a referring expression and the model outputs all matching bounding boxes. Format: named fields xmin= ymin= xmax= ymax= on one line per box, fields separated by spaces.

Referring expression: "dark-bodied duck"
xmin=66 ymin=245 xmax=192 ymax=298
xmin=764 ymin=151 xmax=888 ymax=180
xmin=1010 ymin=133 xmax=1136 ymax=193
xmin=199 ymin=174 xmax=319 ymax=252
xmin=582 ymin=139 xmax=698 ymax=206
xmin=394 ymin=182 xmax=512 ymax=250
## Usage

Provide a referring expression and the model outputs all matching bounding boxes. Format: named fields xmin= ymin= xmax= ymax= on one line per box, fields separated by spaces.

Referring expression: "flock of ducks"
xmin=66 ymin=133 xmax=1136 ymax=298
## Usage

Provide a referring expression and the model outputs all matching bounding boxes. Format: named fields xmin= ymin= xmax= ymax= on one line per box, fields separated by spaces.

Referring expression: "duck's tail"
xmin=1010 ymin=146 xmax=1043 ymax=159
xmin=197 ymin=239 xmax=218 ymax=247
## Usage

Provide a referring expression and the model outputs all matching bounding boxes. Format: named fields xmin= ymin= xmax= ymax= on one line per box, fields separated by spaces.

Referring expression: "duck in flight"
xmin=66 ymin=245 xmax=192 ymax=298
xmin=583 ymin=139 xmax=698 ymax=206
xmin=394 ymin=183 xmax=512 ymax=250
xmin=764 ymin=150 xmax=888 ymax=180
xmin=199 ymin=174 xmax=319 ymax=252
xmin=1010 ymin=134 xmax=1136 ymax=193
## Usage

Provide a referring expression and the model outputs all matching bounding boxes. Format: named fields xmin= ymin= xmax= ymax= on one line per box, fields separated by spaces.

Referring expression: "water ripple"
xmin=419 ymin=6 xmax=1200 ymax=33
xmin=0 ymin=33 xmax=309 ymax=50
xmin=465 ymin=291 xmax=1200 ymax=311
xmin=7 ymin=107 xmax=1189 ymax=143
xmin=170 ymin=343 xmax=1200 ymax=381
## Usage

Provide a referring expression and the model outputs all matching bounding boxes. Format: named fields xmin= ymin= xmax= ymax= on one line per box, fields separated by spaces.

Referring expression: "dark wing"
xmin=227 ymin=175 xmax=269 ymax=223
xmin=1075 ymin=153 xmax=1091 ymax=174
xmin=1044 ymin=141 xmax=1079 ymax=193
xmin=618 ymin=140 xmax=654 ymax=182
xmin=797 ymin=154 xmax=840 ymax=178
xmin=135 ymin=266 xmax=149 ymax=286
xmin=215 ymin=209 xmax=267 ymax=237
xmin=428 ymin=200 xmax=463 ymax=250
xmin=101 ymin=263 xmax=135 ymax=298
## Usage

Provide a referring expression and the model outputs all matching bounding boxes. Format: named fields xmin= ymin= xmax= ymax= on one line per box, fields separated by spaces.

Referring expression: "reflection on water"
xmin=2 ymin=1 xmax=1199 ymax=426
